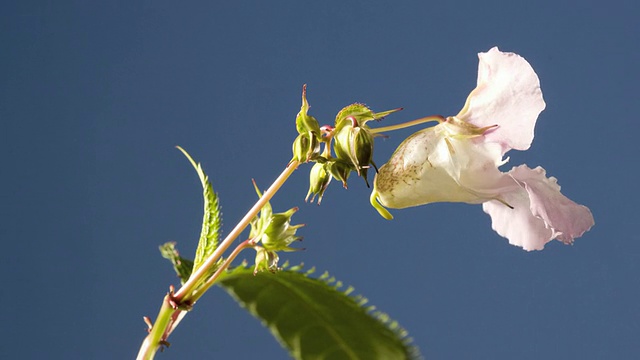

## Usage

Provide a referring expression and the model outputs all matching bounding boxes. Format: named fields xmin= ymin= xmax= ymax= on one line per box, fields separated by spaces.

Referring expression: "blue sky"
xmin=2 ymin=1 xmax=638 ymax=359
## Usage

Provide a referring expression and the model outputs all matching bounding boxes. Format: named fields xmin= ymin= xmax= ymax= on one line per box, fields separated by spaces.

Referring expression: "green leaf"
xmin=159 ymin=242 xmax=194 ymax=284
xmin=218 ymin=264 xmax=420 ymax=360
xmin=176 ymin=146 xmax=222 ymax=273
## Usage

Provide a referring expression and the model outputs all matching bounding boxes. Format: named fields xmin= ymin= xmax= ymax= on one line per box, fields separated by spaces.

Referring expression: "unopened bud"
xmin=327 ymin=160 xmax=352 ymax=189
xmin=291 ymin=131 xmax=320 ymax=163
xmin=306 ymin=162 xmax=332 ymax=204
xmin=249 ymin=180 xmax=302 ymax=251
xmin=254 ymin=247 xmax=279 ymax=274
xmin=260 ymin=207 xmax=304 ymax=252
xmin=333 ymin=119 xmax=375 ymax=187
xmin=295 ymin=84 xmax=321 ymax=135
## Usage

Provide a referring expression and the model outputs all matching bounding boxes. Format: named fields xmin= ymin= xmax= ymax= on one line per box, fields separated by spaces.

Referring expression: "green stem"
xmin=136 ymin=160 xmax=301 ymax=359
xmin=136 ymin=296 xmax=176 ymax=360
xmin=188 ymin=239 xmax=253 ymax=304
xmin=370 ymin=115 xmax=444 ymax=134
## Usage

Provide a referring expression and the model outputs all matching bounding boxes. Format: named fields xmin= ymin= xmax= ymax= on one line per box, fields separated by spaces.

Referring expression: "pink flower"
xmin=371 ymin=47 xmax=594 ymax=250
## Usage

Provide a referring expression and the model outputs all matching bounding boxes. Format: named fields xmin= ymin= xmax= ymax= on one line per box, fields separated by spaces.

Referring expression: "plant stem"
xmin=187 ymin=239 xmax=253 ymax=304
xmin=136 ymin=296 xmax=175 ymax=360
xmin=370 ymin=115 xmax=444 ymax=134
xmin=136 ymin=160 xmax=300 ymax=360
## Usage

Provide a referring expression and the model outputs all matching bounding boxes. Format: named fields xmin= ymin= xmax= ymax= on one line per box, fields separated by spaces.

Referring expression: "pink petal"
xmin=511 ymin=165 xmax=595 ymax=243
xmin=458 ymin=47 xmax=546 ymax=154
xmin=482 ymin=184 xmax=554 ymax=251
xmin=482 ymin=165 xmax=594 ymax=251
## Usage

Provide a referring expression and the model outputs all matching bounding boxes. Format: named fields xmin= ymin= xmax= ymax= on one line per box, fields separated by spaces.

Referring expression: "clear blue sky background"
xmin=2 ymin=1 xmax=638 ymax=359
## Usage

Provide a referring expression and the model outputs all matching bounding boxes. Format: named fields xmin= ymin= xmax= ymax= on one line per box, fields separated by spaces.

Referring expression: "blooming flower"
xmin=370 ymin=47 xmax=594 ymax=251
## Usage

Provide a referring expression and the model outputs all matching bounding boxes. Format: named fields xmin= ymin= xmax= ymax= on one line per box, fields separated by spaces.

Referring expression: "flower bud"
xmin=327 ymin=159 xmax=352 ymax=189
xmin=333 ymin=119 xmax=375 ymax=187
xmin=290 ymin=85 xmax=322 ymax=164
xmin=331 ymin=103 xmax=400 ymax=187
xmin=291 ymin=131 xmax=321 ymax=163
xmin=306 ymin=162 xmax=332 ymax=204
xmin=253 ymin=247 xmax=279 ymax=274
xmin=248 ymin=182 xmax=304 ymax=272
xmin=295 ymin=85 xmax=321 ymax=135
xmin=260 ymin=207 xmax=304 ymax=251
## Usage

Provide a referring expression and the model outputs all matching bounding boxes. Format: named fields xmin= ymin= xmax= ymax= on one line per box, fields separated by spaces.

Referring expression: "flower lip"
xmin=482 ymin=165 xmax=594 ymax=251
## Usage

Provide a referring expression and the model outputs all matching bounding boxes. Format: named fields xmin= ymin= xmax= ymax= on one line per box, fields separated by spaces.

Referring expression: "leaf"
xmin=159 ymin=242 xmax=194 ymax=284
xmin=218 ymin=264 xmax=420 ymax=360
xmin=176 ymin=146 xmax=222 ymax=273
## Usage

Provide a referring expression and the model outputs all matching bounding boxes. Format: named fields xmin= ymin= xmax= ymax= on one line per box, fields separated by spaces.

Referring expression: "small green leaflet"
xmin=219 ymin=264 xmax=420 ymax=360
xmin=159 ymin=241 xmax=194 ymax=284
xmin=176 ymin=146 xmax=222 ymax=273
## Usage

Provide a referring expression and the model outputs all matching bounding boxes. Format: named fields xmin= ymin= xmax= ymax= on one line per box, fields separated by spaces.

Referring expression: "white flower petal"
xmin=482 ymin=165 xmax=594 ymax=250
xmin=374 ymin=126 xmax=466 ymax=208
xmin=482 ymin=186 xmax=554 ymax=251
xmin=510 ymin=165 xmax=595 ymax=243
xmin=458 ymin=47 xmax=546 ymax=154
xmin=374 ymin=123 xmax=511 ymax=208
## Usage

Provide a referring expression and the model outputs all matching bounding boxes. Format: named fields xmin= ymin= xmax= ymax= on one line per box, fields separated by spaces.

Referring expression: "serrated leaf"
xmin=218 ymin=265 xmax=420 ymax=360
xmin=159 ymin=242 xmax=194 ymax=284
xmin=176 ymin=146 xmax=222 ymax=273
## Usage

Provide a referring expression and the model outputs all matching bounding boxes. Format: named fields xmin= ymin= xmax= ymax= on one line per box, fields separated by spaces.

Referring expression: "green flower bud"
xmin=306 ymin=162 xmax=332 ymax=204
xmin=331 ymin=104 xmax=401 ymax=187
xmin=260 ymin=207 xmax=304 ymax=251
xmin=253 ymin=247 xmax=279 ymax=274
xmin=248 ymin=181 xmax=304 ymax=254
xmin=327 ymin=159 xmax=352 ymax=189
xmin=291 ymin=131 xmax=321 ymax=163
xmin=290 ymin=85 xmax=323 ymax=164
xmin=295 ymin=84 xmax=321 ymax=135
xmin=333 ymin=119 xmax=375 ymax=187
xmin=332 ymin=122 xmax=353 ymax=161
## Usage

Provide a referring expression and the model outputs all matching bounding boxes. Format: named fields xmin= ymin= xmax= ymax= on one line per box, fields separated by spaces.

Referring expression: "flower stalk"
xmin=369 ymin=115 xmax=445 ymax=134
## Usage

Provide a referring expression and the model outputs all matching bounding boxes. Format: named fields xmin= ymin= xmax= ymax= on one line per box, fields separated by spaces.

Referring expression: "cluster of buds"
xmin=291 ymin=85 xmax=401 ymax=204
xmin=254 ymin=86 xmax=398 ymax=272
xmin=249 ymin=180 xmax=304 ymax=274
